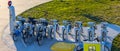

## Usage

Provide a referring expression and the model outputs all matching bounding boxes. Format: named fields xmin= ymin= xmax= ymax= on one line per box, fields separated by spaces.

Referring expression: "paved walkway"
xmin=0 ymin=0 xmax=51 ymax=51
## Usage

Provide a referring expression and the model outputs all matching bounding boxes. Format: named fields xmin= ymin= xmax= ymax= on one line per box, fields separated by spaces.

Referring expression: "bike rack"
xmin=62 ymin=20 xmax=72 ymax=41
xmin=88 ymin=22 xmax=96 ymax=41
xmin=74 ymin=21 xmax=83 ymax=42
xmin=48 ymin=19 xmax=59 ymax=39
xmin=101 ymin=22 xmax=110 ymax=51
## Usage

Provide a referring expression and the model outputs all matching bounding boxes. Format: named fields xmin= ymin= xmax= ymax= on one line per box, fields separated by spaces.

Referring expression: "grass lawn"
xmin=19 ymin=0 xmax=120 ymax=26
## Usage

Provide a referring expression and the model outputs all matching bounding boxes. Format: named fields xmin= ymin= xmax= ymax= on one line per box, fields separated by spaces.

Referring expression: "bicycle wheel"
xmin=75 ymin=46 xmax=83 ymax=51
xmin=75 ymin=30 xmax=79 ymax=42
xmin=37 ymin=35 xmax=42 ymax=46
xmin=12 ymin=34 xmax=17 ymax=41
xmin=62 ymin=29 xmax=65 ymax=40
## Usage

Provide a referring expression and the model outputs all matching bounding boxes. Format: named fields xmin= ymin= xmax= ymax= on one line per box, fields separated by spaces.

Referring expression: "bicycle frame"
xmin=62 ymin=20 xmax=72 ymax=41
xmin=74 ymin=21 xmax=83 ymax=42
xmin=101 ymin=22 xmax=108 ymax=42
xmin=49 ymin=19 xmax=59 ymax=39
xmin=88 ymin=22 xmax=96 ymax=41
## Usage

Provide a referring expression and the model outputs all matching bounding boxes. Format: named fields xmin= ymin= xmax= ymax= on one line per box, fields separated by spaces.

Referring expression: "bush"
xmin=111 ymin=34 xmax=120 ymax=51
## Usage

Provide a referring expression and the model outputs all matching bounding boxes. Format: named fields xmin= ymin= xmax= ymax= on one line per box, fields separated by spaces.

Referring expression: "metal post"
xmin=8 ymin=1 xmax=16 ymax=34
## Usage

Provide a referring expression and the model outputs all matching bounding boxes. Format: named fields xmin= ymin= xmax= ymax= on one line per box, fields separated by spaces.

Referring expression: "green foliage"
xmin=111 ymin=34 xmax=120 ymax=51
xmin=19 ymin=0 xmax=120 ymax=26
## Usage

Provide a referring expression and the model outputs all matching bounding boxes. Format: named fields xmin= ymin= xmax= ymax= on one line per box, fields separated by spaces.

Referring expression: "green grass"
xmin=111 ymin=34 xmax=120 ymax=51
xmin=19 ymin=0 xmax=120 ymax=26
